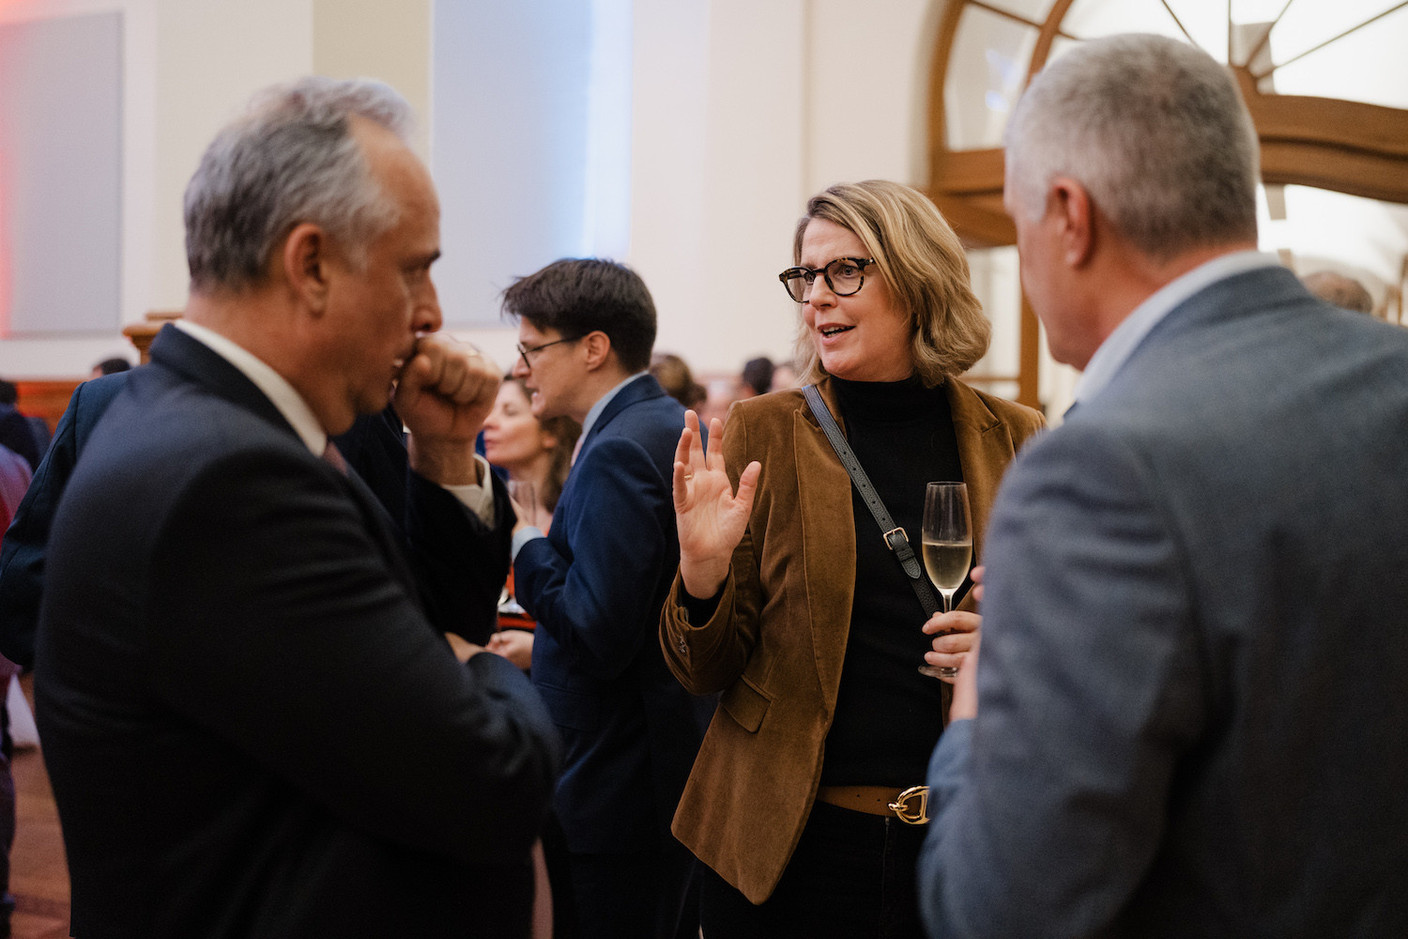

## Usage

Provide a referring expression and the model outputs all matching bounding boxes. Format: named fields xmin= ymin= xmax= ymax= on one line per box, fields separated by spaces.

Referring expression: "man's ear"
xmin=580 ymin=331 xmax=612 ymax=371
xmin=282 ymin=223 xmax=331 ymax=314
xmin=1050 ymin=178 xmax=1095 ymax=269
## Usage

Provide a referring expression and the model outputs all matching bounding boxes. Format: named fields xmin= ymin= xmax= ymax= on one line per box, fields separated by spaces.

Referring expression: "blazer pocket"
xmin=720 ymin=674 xmax=770 ymax=733
xmin=535 ymin=681 xmax=600 ymax=733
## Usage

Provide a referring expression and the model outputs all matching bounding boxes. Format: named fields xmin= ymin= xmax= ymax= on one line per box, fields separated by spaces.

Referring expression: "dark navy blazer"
xmin=515 ymin=374 xmax=714 ymax=854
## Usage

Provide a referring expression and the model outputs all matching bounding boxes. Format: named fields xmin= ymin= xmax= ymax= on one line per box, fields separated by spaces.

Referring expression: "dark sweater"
xmin=820 ymin=375 xmax=961 ymax=787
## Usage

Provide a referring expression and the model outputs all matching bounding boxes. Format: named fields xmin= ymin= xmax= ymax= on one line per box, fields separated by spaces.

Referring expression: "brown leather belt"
xmin=815 ymin=784 xmax=930 ymax=825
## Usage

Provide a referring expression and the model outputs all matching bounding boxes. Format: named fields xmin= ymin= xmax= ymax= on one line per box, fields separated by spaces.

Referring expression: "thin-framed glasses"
xmin=778 ymin=257 xmax=875 ymax=303
xmin=516 ymin=336 xmax=579 ymax=371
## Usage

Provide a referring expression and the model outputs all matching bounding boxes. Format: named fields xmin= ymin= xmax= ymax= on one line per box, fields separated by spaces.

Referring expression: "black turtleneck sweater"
xmin=820 ymin=375 xmax=961 ymax=787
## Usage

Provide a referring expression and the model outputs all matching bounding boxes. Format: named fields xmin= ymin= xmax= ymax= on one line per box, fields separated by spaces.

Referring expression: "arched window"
xmin=928 ymin=0 xmax=1408 ymax=412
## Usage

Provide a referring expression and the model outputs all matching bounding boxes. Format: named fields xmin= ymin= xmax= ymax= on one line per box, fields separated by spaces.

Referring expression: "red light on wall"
xmin=0 ymin=147 xmax=10 ymax=337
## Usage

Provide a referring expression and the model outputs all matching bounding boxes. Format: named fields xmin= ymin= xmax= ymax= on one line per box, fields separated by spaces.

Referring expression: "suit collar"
xmin=148 ymin=323 xmax=299 ymax=443
xmin=173 ymin=320 xmax=326 ymax=455
xmin=579 ymin=371 xmax=650 ymax=439
xmin=579 ymin=373 xmax=666 ymax=447
xmin=1074 ymin=251 xmax=1280 ymax=407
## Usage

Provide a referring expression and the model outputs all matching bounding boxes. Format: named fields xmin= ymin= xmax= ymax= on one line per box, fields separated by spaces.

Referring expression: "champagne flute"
xmin=500 ymin=480 xmax=536 ymax=617
xmin=919 ymin=481 xmax=972 ymax=679
xmin=507 ymin=479 xmax=537 ymax=530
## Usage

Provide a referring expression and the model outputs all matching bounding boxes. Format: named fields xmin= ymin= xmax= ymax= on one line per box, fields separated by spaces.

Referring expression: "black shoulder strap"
xmin=802 ymin=384 xmax=940 ymax=617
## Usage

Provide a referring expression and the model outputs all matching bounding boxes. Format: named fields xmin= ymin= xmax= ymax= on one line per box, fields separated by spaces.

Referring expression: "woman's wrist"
xmin=680 ymin=559 xmax=727 ymax=601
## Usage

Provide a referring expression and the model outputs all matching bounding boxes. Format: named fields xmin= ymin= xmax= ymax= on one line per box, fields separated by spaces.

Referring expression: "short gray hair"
xmin=1005 ymin=34 xmax=1259 ymax=260
xmin=184 ymin=76 xmax=415 ymax=293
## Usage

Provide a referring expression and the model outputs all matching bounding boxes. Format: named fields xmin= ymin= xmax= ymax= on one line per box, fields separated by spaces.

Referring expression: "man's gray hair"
xmin=184 ymin=76 xmax=415 ymax=292
xmin=1005 ymin=34 xmax=1259 ymax=261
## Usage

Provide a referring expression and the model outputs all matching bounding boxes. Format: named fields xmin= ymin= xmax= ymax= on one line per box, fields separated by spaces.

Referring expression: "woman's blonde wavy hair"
xmin=791 ymin=180 xmax=990 ymax=388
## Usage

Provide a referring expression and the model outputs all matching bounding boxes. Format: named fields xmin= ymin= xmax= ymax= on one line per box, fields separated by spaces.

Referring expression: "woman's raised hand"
xmin=673 ymin=410 xmax=761 ymax=600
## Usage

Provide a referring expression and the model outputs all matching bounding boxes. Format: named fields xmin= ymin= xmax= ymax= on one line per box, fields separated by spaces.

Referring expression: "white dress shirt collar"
xmin=1072 ymin=251 xmax=1279 ymax=407
xmin=173 ymin=320 xmax=328 ymax=456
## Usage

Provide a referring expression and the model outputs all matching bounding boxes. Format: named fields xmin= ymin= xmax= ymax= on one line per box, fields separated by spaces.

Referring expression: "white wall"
xmin=151 ymin=0 xmax=316 ymax=307
xmin=0 ymin=0 xmax=948 ymax=380
xmin=626 ymin=0 xmax=807 ymax=374
xmin=0 ymin=0 xmax=318 ymax=377
xmin=613 ymin=0 xmax=940 ymax=376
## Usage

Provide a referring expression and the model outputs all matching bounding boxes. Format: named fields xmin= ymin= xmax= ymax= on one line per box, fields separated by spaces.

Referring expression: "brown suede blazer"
xmin=660 ymin=376 xmax=1045 ymax=903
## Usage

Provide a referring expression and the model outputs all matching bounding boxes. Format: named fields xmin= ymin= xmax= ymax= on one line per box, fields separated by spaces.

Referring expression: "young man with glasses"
xmin=503 ymin=258 xmax=713 ymax=939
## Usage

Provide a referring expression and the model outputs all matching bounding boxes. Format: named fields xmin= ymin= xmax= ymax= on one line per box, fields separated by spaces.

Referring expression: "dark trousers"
xmin=700 ymin=800 xmax=927 ymax=939
xmin=542 ymin=813 xmax=700 ymax=939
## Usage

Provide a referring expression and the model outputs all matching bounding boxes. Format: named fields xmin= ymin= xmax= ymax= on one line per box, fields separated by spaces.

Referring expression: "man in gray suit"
xmin=919 ymin=33 xmax=1408 ymax=937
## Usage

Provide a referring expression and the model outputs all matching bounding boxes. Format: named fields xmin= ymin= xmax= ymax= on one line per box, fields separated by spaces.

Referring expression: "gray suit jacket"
xmin=921 ymin=265 xmax=1408 ymax=936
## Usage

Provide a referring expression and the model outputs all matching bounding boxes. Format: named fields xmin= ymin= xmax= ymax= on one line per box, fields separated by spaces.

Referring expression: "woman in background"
xmin=651 ymin=352 xmax=708 ymax=410
xmin=481 ymin=376 xmax=580 ymax=669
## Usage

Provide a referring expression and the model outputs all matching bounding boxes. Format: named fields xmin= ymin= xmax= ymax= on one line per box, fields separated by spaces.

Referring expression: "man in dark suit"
xmin=0 ymin=382 xmax=42 ymax=472
xmin=918 ymin=34 xmax=1408 ymax=936
xmin=504 ymin=258 xmax=712 ymax=938
xmin=0 ymin=374 xmax=510 ymax=673
xmin=0 ymin=373 xmax=127 ymax=671
xmin=34 ymin=76 xmax=559 ymax=938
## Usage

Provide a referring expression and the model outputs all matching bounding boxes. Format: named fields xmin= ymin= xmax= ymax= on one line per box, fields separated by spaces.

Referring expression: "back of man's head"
xmin=741 ymin=357 xmax=774 ymax=397
xmin=184 ymin=76 xmax=414 ymax=295
xmin=92 ymin=357 xmax=132 ymax=377
xmin=1005 ymin=33 xmax=1259 ymax=262
xmin=501 ymin=258 xmax=657 ymax=373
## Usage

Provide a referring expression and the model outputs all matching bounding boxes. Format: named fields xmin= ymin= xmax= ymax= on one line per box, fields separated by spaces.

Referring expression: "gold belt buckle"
xmin=887 ymin=785 xmax=930 ymax=825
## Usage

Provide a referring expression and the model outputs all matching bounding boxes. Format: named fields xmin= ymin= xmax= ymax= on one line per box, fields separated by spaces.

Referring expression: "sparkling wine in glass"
xmin=508 ymin=479 xmax=537 ymax=530
xmin=500 ymin=480 xmax=537 ymax=617
xmin=919 ymin=481 xmax=972 ymax=679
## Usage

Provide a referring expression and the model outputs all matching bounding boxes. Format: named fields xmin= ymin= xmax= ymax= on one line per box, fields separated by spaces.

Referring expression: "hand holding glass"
xmin=500 ymin=479 xmax=536 ymax=618
xmin=919 ymin=481 xmax=972 ymax=679
xmin=508 ymin=479 xmax=538 ymax=530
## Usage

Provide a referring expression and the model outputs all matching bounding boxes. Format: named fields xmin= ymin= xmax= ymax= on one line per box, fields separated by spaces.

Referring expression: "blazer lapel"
xmin=153 ymin=323 xmax=422 ymax=602
xmin=947 ymin=380 xmax=1013 ymax=605
xmin=149 ymin=324 xmax=295 ymax=435
xmin=574 ymin=375 xmax=662 ymax=461
xmin=794 ymin=380 xmax=857 ymax=697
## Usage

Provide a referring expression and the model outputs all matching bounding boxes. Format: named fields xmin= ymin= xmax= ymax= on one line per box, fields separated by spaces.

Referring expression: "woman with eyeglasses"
xmin=660 ymin=180 xmax=1045 ymax=937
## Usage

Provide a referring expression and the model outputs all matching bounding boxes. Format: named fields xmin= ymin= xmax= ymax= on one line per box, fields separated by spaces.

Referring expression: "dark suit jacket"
xmin=0 ymin=405 xmax=41 ymax=472
xmin=0 ymin=373 xmax=125 ymax=669
xmin=515 ymin=374 xmax=712 ymax=855
xmin=659 ymin=377 xmax=1044 ymax=902
xmin=921 ymin=265 xmax=1408 ymax=935
xmin=0 ymin=339 xmax=511 ymax=669
xmin=35 ymin=325 xmax=559 ymax=939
